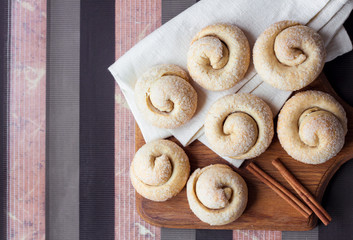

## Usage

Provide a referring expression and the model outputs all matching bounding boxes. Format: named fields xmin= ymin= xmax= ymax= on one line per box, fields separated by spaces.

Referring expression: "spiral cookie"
xmin=205 ymin=93 xmax=274 ymax=160
xmin=135 ymin=64 xmax=198 ymax=129
xmin=187 ymin=164 xmax=247 ymax=225
xmin=130 ymin=139 xmax=190 ymax=201
xmin=253 ymin=21 xmax=326 ymax=91
xmin=187 ymin=23 xmax=250 ymax=91
xmin=278 ymin=90 xmax=347 ymax=164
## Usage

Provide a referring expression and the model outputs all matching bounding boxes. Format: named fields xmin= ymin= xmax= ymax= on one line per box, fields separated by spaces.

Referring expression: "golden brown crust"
xmin=205 ymin=93 xmax=274 ymax=160
xmin=135 ymin=64 xmax=198 ymax=129
xmin=130 ymin=139 xmax=190 ymax=201
xmin=186 ymin=164 xmax=248 ymax=225
xmin=187 ymin=23 xmax=250 ymax=91
xmin=277 ymin=90 xmax=347 ymax=164
xmin=253 ymin=21 xmax=326 ymax=91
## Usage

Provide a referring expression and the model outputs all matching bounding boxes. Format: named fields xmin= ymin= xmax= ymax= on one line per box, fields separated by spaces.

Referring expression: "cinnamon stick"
xmin=272 ymin=159 xmax=331 ymax=226
xmin=246 ymin=162 xmax=312 ymax=218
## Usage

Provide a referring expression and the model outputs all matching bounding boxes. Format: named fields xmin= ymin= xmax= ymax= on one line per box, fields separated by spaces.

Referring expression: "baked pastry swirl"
xmin=205 ymin=93 xmax=274 ymax=160
xmin=187 ymin=164 xmax=248 ymax=225
xmin=187 ymin=23 xmax=250 ymax=91
xmin=278 ymin=90 xmax=347 ymax=164
xmin=253 ymin=21 xmax=326 ymax=91
xmin=135 ymin=64 xmax=198 ymax=129
xmin=130 ymin=139 xmax=190 ymax=201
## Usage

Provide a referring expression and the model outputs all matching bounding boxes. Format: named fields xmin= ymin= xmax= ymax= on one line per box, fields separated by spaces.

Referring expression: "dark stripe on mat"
xmin=79 ymin=0 xmax=115 ymax=239
xmin=196 ymin=229 xmax=233 ymax=240
xmin=162 ymin=0 xmax=199 ymax=24
xmin=318 ymin=11 xmax=353 ymax=240
xmin=323 ymin=13 xmax=353 ymax=106
xmin=0 ymin=0 xmax=10 ymax=238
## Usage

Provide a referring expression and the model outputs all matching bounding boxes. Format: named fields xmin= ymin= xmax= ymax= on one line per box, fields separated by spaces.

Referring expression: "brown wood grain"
xmin=134 ymin=73 xmax=353 ymax=230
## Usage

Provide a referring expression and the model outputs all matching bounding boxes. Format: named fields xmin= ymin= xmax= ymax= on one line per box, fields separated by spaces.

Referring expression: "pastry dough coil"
xmin=278 ymin=90 xmax=347 ymax=164
xmin=187 ymin=164 xmax=248 ymax=225
xmin=187 ymin=23 xmax=250 ymax=91
xmin=135 ymin=64 xmax=198 ymax=129
xmin=253 ymin=21 xmax=326 ymax=91
xmin=205 ymin=93 xmax=274 ymax=160
xmin=130 ymin=139 xmax=190 ymax=201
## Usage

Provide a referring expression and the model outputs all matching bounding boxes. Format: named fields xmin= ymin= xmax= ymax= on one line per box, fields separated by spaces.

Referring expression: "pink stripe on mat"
xmin=8 ymin=0 xmax=46 ymax=239
xmin=234 ymin=230 xmax=281 ymax=240
xmin=115 ymin=0 xmax=162 ymax=239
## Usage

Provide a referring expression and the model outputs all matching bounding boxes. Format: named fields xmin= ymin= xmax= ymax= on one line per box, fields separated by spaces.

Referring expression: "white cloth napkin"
xmin=109 ymin=0 xmax=353 ymax=167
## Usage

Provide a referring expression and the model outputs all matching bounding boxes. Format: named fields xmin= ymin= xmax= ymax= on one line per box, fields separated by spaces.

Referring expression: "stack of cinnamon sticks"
xmin=246 ymin=159 xmax=332 ymax=226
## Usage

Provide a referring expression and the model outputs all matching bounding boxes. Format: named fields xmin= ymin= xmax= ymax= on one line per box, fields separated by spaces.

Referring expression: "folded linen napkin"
xmin=109 ymin=0 xmax=353 ymax=167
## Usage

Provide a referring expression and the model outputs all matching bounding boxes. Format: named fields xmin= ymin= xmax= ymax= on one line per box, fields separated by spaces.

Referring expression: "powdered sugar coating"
xmin=205 ymin=93 xmax=274 ymax=160
xmin=277 ymin=90 xmax=347 ymax=164
xmin=130 ymin=139 xmax=190 ymax=201
xmin=186 ymin=164 xmax=248 ymax=226
xmin=187 ymin=23 xmax=250 ymax=91
xmin=135 ymin=64 xmax=198 ymax=129
xmin=253 ymin=21 xmax=326 ymax=91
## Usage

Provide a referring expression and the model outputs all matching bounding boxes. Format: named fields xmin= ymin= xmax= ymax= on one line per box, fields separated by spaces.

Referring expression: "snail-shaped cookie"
xmin=135 ymin=64 xmax=197 ymax=129
xmin=278 ymin=90 xmax=347 ymax=164
xmin=205 ymin=93 xmax=274 ymax=160
xmin=187 ymin=164 xmax=248 ymax=225
xmin=253 ymin=21 xmax=326 ymax=91
xmin=187 ymin=23 xmax=250 ymax=91
xmin=130 ymin=139 xmax=190 ymax=201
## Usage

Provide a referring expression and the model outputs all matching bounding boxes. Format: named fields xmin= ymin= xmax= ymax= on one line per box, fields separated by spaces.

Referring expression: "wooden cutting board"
xmin=134 ymin=73 xmax=353 ymax=231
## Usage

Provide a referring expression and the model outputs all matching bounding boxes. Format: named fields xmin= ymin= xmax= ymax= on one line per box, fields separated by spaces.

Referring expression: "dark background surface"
xmin=324 ymin=14 xmax=353 ymax=106
xmin=320 ymin=13 xmax=353 ymax=240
